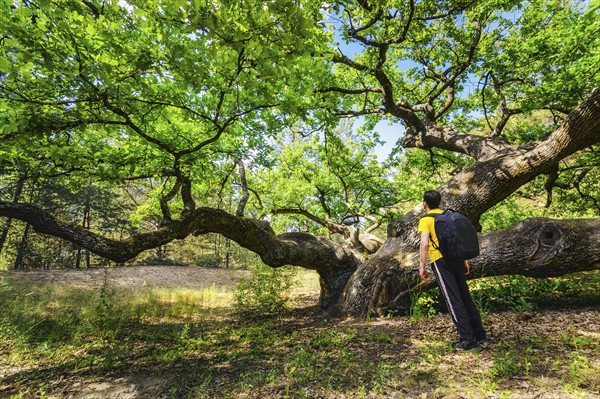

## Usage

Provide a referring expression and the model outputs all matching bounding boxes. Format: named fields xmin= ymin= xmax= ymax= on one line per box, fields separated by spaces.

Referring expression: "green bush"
xmin=234 ymin=265 xmax=297 ymax=315
xmin=409 ymin=289 xmax=440 ymax=322
xmin=468 ymin=271 xmax=600 ymax=312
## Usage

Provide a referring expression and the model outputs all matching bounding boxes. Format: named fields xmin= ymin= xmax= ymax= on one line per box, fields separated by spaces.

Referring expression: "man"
xmin=418 ymin=190 xmax=487 ymax=351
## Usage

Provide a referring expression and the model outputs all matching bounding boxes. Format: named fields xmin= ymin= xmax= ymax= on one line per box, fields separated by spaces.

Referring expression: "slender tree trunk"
xmin=213 ymin=234 xmax=219 ymax=259
xmin=156 ymin=245 xmax=166 ymax=260
xmin=86 ymin=242 xmax=91 ymax=268
xmin=13 ymin=223 xmax=31 ymax=270
xmin=225 ymin=238 xmax=231 ymax=268
xmin=0 ymin=176 xmax=26 ymax=255
xmin=86 ymin=191 xmax=92 ymax=268
xmin=0 ymin=219 xmax=13 ymax=256
xmin=75 ymin=192 xmax=91 ymax=268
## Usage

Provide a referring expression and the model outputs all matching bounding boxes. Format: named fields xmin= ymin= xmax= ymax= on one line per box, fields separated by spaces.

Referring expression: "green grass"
xmin=1 ymin=269 xmax=600 ymax=398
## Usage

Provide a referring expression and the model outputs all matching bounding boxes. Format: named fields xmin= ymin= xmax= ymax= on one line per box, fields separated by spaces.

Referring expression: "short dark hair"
xmin=423 ymin=190 xmax=441 ymax=209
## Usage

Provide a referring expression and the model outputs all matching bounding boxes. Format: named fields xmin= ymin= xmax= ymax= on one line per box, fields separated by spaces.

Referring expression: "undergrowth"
xmin=1 ymin=269 xmax=599 ymax=399
xmin=409 ymin=270 xmax=600 ymax=317
xmin=233 ymin=264 xmax=298 ymax=315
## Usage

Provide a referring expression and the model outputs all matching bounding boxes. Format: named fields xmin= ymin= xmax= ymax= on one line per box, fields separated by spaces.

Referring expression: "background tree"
xmin=256 ymin=121 xmax=397 ymax=254
xmin=0 ymin=173 xmax=27 ymax=256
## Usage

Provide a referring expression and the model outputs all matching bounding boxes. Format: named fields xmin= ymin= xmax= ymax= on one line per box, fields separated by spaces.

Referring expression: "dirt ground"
xmin=1 ymin=266 xmax=600 ymax=399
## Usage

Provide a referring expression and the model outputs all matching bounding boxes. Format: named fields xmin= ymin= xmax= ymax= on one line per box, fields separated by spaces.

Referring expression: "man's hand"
xmin=464 ymin=260 xmax=470 ymax=275
xmin=419 ymin=265 xmax=429 ymax=281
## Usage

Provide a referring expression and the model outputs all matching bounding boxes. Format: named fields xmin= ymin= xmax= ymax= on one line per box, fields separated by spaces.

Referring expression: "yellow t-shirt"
xmin=417 ymin=208 xmax=443 ymax=263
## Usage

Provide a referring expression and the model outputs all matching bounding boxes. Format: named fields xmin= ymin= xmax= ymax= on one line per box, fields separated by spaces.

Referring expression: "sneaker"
xmin=478 ymin=339 xmax=489 ymax=346
xmin=453 ymin=340 xmax=482 ymax=352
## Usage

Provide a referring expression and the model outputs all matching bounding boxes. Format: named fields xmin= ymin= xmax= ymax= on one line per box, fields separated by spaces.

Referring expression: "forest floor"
xmin=1 ymin=266 xmax=599 ymax=399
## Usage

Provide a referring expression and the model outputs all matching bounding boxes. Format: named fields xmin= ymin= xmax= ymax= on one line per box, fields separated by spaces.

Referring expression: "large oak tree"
xmin=1 ymin=0 xmax=599 ymax=315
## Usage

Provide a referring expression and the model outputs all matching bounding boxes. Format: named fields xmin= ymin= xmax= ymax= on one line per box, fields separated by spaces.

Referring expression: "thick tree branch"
xmin=533 ymin=86 xmax=600 ymax=159
xmin=270 ymin=208 xmax=384 ymax=255
xmin=402 ymin=122 xmax=515 ymax=160
xmin=179 ymin=173 xmax=195 ymax=216
xmin=335 ymin=108 xmax=386 ymax=118
xmin=543 ymin=165 xmax=560 ymax=207
xmin=318 ymin=87 xmax=383 ymax=95
xmin=403 ymin=85 xmax=600 ymax=163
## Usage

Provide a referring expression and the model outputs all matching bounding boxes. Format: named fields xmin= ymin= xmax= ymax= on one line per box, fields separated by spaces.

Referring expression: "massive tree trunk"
xmin=2 ymin=199 xmax=599 ymax=313
xmin=338 ymin=218 xmax=600 ymax=316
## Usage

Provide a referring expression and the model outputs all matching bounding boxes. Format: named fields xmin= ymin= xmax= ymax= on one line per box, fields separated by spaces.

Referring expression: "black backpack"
xmin=423 ymin=210 xmax=480 ymax=260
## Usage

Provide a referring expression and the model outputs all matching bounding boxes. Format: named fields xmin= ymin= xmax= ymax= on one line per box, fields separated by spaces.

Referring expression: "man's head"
xmin=423 ymin=190 xmax=441 ymax=210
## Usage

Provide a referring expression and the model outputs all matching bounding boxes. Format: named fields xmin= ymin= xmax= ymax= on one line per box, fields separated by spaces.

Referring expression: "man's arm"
xmin=419 ymin=231 xmax=430 ymax=281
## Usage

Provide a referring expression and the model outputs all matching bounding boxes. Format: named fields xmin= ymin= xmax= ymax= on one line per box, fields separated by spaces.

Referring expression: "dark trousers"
xmin=431 ymin=258 xmax=486 ymax=343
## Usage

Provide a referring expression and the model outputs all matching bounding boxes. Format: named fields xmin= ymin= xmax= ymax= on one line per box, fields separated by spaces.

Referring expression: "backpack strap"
xmin=429 ymin=235 xmax=440 ymax=250
xmin=421 ymin=209 xmax=449 ymax=218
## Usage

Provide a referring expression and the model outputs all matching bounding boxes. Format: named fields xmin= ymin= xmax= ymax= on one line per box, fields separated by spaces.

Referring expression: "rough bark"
xmin=1 ymin=85 xmax=597 ymax=312
xmin=338 ymin=217 xmax=600 ymax=316
xmin=1 ymin=198 xmax=598 ymax=313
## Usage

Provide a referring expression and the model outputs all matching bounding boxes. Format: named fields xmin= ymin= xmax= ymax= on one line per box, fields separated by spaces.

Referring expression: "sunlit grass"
xmin=291 ymin=268 xmax=321 ymax=295
xmin=131 ymin=285 xmax=235 ymax=321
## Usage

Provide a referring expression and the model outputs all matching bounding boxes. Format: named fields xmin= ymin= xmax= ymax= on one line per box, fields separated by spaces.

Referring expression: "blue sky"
xmin=373 ymin=120 xmax=404 ymax=162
